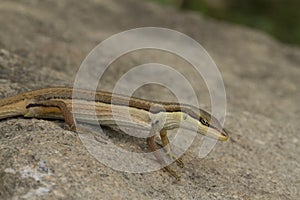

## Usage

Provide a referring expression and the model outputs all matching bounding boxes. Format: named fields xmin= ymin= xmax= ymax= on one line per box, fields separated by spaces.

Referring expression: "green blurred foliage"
xmin=149 ymin=0 xmax=300 ymax=45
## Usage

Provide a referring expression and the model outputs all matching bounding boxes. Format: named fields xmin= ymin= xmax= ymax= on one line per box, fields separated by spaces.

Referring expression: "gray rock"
xmin=0 ymin=0 xmax=299 ymax=199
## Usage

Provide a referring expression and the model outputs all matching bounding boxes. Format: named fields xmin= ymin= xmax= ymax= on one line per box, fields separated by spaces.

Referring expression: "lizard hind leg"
xmin=25 ymin=100 xmax=77 ymax=131
xmin=159 ymin=129 xmax=184 ymax=168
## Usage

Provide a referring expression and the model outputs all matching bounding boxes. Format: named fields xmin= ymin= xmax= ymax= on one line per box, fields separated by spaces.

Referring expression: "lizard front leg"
xmin=147 ymin=119 xmax=181 ymax=181
xmin=160 ymin=129 xmax=184 ymax=168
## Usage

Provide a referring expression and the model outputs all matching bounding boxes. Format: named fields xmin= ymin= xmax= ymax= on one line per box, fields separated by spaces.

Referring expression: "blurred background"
xmin=149 ymin=0 xmax=300 ymax=46
xmin=1 ymin=0 xmax=299 ymax=199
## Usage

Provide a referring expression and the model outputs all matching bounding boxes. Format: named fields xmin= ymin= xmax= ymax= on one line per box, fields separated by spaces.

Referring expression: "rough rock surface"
xmin=0 ymin=0 xmax=299 ymax=199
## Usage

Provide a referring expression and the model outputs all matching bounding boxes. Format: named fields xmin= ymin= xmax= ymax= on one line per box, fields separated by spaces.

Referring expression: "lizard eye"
xmin=200 ymin=118 xmax=209 ymax=127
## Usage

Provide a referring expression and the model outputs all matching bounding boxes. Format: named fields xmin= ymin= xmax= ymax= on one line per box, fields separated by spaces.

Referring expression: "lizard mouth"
xmin=205 ymin=127 xmax=229 ymax=141
xmin=219 ymin=128 xmax=229 ymax=141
